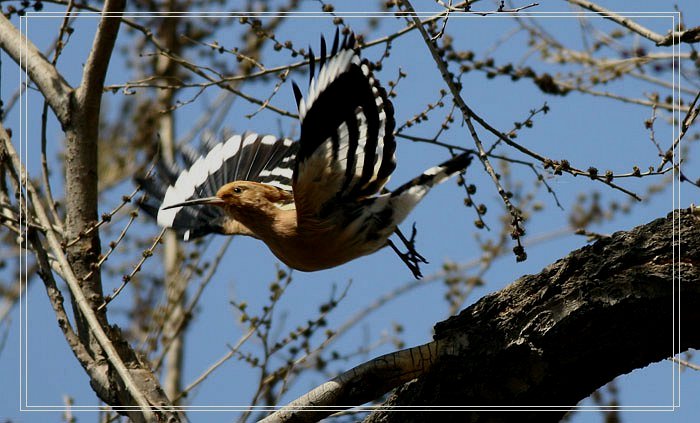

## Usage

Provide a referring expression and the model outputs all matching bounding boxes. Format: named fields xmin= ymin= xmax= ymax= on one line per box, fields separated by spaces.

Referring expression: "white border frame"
xmin=17 ymin=9 xmax=682 ymax=415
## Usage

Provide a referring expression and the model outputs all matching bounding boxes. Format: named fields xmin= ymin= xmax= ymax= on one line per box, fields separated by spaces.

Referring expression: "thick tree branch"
xmin=365 ymin=208 xmax=698 ymax=423
xmin=263 ymin=209 xmax=698 ymax=423
xmin=0 ymin=14 xmax=72 ymax=127
xmin=63 ymin=0 xmax=124 ymax=348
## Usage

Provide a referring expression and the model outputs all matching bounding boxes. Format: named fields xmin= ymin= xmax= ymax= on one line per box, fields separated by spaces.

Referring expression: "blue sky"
xmin=1 ymin=1 xmax=698 ymax=422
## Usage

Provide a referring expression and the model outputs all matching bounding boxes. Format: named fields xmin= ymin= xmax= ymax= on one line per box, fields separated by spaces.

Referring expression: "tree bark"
xmin=364 ymin=208 xmax=699 ymax=423
xmin=64 ymin=0 xmax=126 ymax=337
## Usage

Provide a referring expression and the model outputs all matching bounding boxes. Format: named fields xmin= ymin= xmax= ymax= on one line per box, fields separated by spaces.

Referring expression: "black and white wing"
xmin=138 ymin=132 xmax=298 ymax=240
xmin=291 ymin=30 xmax=397 ymax=220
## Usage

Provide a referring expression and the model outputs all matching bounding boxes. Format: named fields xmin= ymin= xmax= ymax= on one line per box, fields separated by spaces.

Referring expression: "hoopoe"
xmin=139 ymin=30 xmax=472 ymax=278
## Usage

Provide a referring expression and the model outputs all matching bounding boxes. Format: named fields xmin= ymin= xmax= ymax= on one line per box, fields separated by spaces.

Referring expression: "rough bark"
xmin=364 ymin=209 xmax=699 ymax=423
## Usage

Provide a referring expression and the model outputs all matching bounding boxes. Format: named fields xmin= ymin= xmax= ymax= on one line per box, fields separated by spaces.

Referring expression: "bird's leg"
xmin=397 ymin=223 xmax=427 ymax=263
xmin=388 ymin=223 xmax=428 ymax=279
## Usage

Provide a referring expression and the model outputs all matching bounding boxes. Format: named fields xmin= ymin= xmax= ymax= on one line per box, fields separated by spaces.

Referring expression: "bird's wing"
xmin=138 ymin=132 xmax=298 ymax=240
xmin=292 ymin=30 xmax=397 ymax=221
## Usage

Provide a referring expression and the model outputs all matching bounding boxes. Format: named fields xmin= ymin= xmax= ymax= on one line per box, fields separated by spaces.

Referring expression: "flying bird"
xmin=138 ymin=30 xmax=472 ymax=278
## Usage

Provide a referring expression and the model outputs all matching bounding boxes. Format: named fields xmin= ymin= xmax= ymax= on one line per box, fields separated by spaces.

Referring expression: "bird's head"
xmin=162 ymin=181 xmax=293 ymax=216
xmin=216 ymin=181 xmax=268 ymax=209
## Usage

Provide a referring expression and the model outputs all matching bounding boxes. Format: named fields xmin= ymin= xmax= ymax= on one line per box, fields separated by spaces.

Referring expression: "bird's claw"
xmin=389 ymin=223 xmax=428 ymax=279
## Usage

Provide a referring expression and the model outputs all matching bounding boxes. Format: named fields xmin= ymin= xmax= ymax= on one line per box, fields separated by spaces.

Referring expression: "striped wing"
xmin=138 ymin=132 xmax=298 ymax=240
xmin=292 ymin=30 xmax=397 ymax=219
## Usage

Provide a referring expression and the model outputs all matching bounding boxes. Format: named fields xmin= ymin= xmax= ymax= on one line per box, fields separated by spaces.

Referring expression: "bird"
xmin=138 ymin=30 xmax=472 ymax=278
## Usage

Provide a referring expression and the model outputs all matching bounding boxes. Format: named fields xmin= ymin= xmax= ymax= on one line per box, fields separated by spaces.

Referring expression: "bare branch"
xmin=0 ymin=14 xmax=72 ymax=126
xmin=75 ymin=1 xmax=125 ymax=119
xmin=567 ymin=0 xmax=666 ymax=44
xmin=401 ymin=0 xmax=528 ymax=259
xmin=658 ymin=90 xmax=700 ymax=171
xmin=27 ymin=228 xmax=94 ymax=369
xmin=260 ymin=342 xmax=439 ymax=423
xmin=402 ymin=0 xmax=644 ymax=202
xmin=567 ymin=0 xmax=700 ymax=46
xmin=62 ymin=0 xmax=122 ymax=364
xmin=0 ymin=124 xmax=157 ymax=421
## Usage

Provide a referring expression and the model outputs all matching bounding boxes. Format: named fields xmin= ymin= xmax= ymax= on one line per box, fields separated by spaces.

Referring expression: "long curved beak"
xmin=162 ymin=196 xmax=224 ymax=210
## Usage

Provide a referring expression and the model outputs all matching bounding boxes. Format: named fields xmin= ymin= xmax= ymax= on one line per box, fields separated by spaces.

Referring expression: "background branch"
xmin=567 ymin=0 xmax=700 ymax=46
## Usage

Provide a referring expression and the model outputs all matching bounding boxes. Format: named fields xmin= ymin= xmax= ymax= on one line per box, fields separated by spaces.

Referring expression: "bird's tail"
xmin=391 ymin=152 xmax=472 ymax=198
xmin=388 ymin=152 xmax=472 ymax=224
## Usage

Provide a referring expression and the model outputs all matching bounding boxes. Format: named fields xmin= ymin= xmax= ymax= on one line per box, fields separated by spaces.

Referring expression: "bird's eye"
xmin=233 ymin=187 xmax=242 ymax=194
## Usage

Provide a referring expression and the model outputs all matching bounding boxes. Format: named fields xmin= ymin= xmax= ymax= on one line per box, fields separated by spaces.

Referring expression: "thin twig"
xmin=658 ymin=90 xmax=700 ymax=171
xmin=246 ymin=68 xmax=290 ymax=119
xmin=671 ymin=356 xmax=700 ymax=371
xmin=176 ymin=292 xmax=281 ymax=402
xmin=64 ymin=184 xmax=143 ymax=248
xmin=98 ymin=227 xmax=166 ymax=311
xmin=431 ymin=0 xmax=452 ymax=41
xmin=152 ymin=237 xmax=234 ymax=371
xmin=81 ymin=209 xmax=138 ymax=283
xmin=402 ymin=0 xmax=527 ymax=259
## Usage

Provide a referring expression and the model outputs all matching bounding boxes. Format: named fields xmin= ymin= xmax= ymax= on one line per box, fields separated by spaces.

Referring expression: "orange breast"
xmin=264 ymin=224 xmax=387 ymax=271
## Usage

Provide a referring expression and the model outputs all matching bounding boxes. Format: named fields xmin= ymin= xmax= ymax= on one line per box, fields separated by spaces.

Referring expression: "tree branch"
xmin=567 ymin=0 xmax=700 ymax=46
xmin=63 ymin=0 xmax=124 ymax=347
xmin=75 ymin=0 xmax=124 ymax=119
xmin=262 ymin=208 xmax=699 ymax=422
xmin=0 ymin=124 xmax=162 ymax=422
xmin=0 ymin=14 xmax=72 ymax=127
xmin=365 ymin=208 xmax=698 ymax=423
xmin=2 ymin=6 xmax=180 ymax=421
xmin=400 ymin=0 xmax=644 ymax=204
xmin=260 ymin=342 xmax=439 ymax=423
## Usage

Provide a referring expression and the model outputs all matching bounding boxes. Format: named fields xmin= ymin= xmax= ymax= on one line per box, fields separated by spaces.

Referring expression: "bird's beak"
xmin=162 ymin=196 xmax=225 ymax=210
